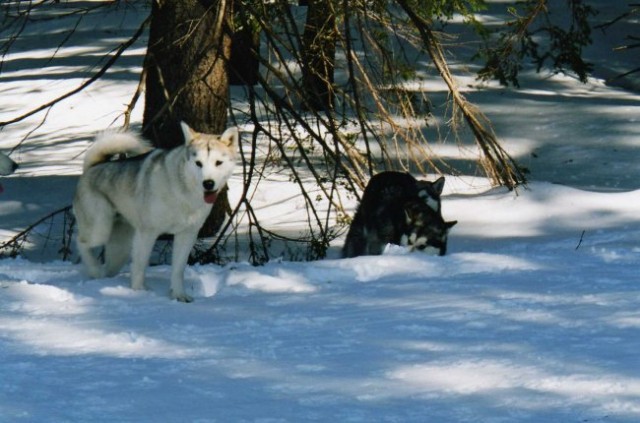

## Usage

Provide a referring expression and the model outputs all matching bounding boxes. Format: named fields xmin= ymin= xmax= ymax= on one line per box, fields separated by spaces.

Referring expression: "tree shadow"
xmin=0 ymin=2 xmax=148 ymax=83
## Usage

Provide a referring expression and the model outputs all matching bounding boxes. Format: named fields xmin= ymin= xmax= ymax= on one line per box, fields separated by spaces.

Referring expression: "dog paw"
xmin=131 ymin=283 xmax=148 ymax=291
xmin=171 ymin=291 xmax=193 ymax=303
xmin=86 ymin=267 xmax=106 ymax=279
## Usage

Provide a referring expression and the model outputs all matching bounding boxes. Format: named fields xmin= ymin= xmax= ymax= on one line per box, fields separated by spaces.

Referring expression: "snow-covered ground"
xmin=1 ymin=2 xmax=640 ymax=422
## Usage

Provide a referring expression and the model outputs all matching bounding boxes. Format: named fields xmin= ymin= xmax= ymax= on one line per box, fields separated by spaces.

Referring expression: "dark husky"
xmin=342 ymin=171 xmax=456 ymax=257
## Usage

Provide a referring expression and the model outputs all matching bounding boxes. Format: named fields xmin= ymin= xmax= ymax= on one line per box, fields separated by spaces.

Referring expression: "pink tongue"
xmin=204 ymin=191 xmax=218 ymax=204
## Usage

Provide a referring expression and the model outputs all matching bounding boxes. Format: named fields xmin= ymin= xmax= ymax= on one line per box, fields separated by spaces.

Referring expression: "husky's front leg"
xmin=130 ymin=231 xmax=156 ymax=292
xmin=170 ymin=231 xmax=198 ymax=302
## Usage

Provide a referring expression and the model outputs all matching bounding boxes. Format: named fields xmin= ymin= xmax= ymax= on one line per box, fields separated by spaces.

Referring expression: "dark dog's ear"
xmin=446 ymin=220 xmax=457 ymax=230
xmin=417 ymin=176 xmax=445 ymax=196
xmin=431 ymin=176 xmax=445 ymax=195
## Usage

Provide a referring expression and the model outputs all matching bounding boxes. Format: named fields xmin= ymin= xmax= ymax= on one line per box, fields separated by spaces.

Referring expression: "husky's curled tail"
xmin=82 ymin=131 xmax=152 ymax=171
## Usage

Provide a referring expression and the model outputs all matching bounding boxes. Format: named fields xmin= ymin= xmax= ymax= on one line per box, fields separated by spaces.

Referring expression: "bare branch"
xmin=0 ymin=14 xmax=150 ymax=129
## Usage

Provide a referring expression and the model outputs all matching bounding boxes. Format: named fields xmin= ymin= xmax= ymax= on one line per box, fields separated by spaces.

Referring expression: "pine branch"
xmin=396 ymin=0 xmax=526 ymax=189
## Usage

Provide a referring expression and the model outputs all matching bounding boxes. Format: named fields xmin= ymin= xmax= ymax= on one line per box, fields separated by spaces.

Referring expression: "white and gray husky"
xmin=0 ymin=152 xmax=18 ymax=194
xmin=73 ymin=122 xmax=238 ymax=302
xmin=343 ymin=171 xmax=456 ymax=258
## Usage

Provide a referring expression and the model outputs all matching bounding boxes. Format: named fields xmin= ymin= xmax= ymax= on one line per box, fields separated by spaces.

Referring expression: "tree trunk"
xmin=301 ymin=0 xmax=336 ymax=112
xmin=229 ymin=8 xmax=260 ymax=86
xmin=143 ymin=0 xmax=233 ymax=238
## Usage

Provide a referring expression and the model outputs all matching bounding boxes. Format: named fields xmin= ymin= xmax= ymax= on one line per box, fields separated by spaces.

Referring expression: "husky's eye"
xmin=195 ymin=161 xmax=203 ymax=168
xmin=215 ymin=160 xmax=223 ymax=167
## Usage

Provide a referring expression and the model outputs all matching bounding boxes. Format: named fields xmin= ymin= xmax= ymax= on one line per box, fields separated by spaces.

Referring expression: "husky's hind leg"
xmin=343 ymin=212 xmax=367 ymax=258
xmin=130 ymin=231 xmax=157 ymax=291
xmin=104 ymin=217 xmax=133 ymax=277
xmin=74 ymin=198 xmax=116 ymax=279
xmin=343 ymin=227 xmax=366 ymax=258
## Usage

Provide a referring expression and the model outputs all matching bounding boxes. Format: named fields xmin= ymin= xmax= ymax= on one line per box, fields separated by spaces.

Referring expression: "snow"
xmin=1 ymin=1 xmax=640 ymax=422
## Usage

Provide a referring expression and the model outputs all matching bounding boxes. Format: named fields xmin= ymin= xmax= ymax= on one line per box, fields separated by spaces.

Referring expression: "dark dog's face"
xmin=400 ymin=200 xmax=456 ymax=255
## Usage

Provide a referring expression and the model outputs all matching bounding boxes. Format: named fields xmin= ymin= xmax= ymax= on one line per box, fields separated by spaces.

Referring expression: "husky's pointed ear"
xmin=180 ymin=121 xmax=196 ymax=143
xmin=220 ymin=127 xmax=239 ymax=147
xmin=432 ymin=176 xmax=445 ymax=195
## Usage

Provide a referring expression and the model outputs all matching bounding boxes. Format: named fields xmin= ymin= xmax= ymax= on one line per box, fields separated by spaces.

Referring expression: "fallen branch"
xmin=0 ymin=205 xmax=73 ymax=259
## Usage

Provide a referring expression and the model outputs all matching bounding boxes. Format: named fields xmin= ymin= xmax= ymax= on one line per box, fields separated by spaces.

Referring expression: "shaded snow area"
xmin=2 ymin=184 xmax=640 ymax=422
xmin=1 ymin=1 xmax=640 ymax=422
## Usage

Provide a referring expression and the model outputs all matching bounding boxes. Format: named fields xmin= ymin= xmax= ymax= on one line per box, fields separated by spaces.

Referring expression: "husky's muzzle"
xmin=203 ymin=179 xmax=218 ymax=204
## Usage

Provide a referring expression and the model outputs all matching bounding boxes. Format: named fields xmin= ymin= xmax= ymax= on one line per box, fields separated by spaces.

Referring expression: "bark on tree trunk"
xmin=301 ymin=0 xmax=336 ymax=112
xmin=229 ymin=23 xmax=260 ymax=86
xmin=143 ymin=0 xmax=233 ymax=238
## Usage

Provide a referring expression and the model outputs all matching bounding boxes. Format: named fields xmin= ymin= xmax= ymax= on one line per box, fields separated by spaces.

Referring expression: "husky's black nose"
xmin=202 ymin=180 xmax=215 ymax=191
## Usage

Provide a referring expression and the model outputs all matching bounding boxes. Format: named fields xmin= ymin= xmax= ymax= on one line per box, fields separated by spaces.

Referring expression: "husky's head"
xmin=416 ymin=176 xmax=445 ymax=213
xmin=0 ymin=152 xmax=18 ymax=194
xmin=400 ymin=200 xmax=456 ymax=256
xmin=180 ymin=122 xmax=238 ymax=204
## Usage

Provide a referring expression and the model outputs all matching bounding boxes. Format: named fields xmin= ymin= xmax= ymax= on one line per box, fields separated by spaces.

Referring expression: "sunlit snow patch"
xmin=226 ymin=268 xmax=316 ymax=293
xmin=4 ymin=281 xmax=92 ymax=316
